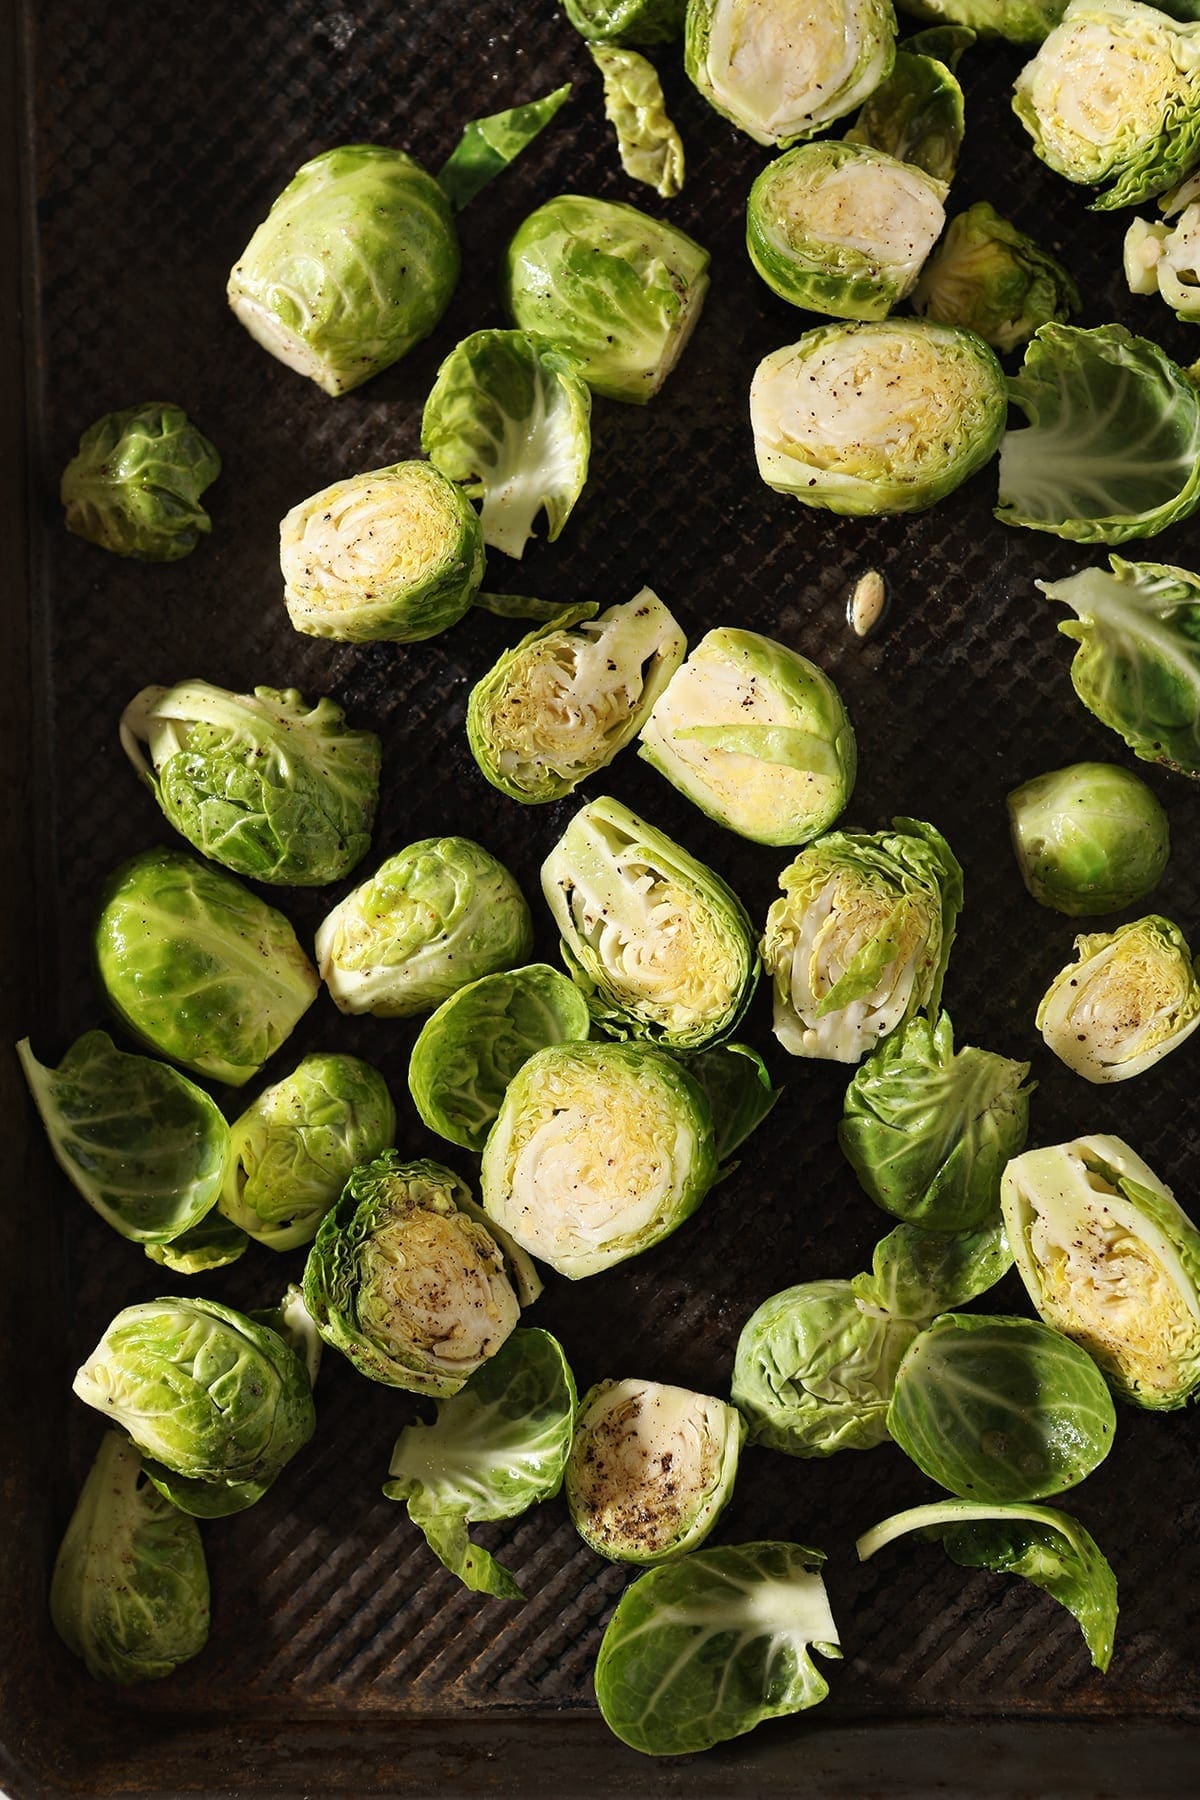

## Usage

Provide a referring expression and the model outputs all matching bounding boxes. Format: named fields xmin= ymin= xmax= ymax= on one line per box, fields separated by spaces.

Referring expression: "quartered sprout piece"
xmin=1036 ymin=915 xmax=1200 ymax=1083
xmin=61 ymin=403 xmax=220 ymax=561
xmin=1001 ymin=1135 xmax=1200 ymax=1409
xmin=591 ymin=47 xmax=685 ymax=197
xmin=1008 ymin=761 xmax=1169 ymax=915
xmin=913 ymin=203 xmax=1080 ymax=353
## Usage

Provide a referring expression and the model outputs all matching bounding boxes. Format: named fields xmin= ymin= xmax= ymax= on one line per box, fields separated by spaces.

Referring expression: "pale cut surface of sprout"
xmin=1036 ymin=917 xmax=1200 ymax=1082
xmin=1123 ymin=206 xmax=1200 ymax=315
xmin=700 ymin=0 xmax=894 ymax=144
xmin=758 ymin=331 xmax=968 ymax=471
xmin=793 ymin=158 xmax=945 ymax=265
xmin=377 ymin=1210 xmax=519 ymax=1379
xmin=776 ymin=873 xmax=927 ymax=1060
xmin=283 ymin=470 xmax=455 ymax=616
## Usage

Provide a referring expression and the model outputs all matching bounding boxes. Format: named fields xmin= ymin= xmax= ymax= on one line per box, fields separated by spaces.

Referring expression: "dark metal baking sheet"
xmin=4 ymin=0 xmax=1200 ymax=1793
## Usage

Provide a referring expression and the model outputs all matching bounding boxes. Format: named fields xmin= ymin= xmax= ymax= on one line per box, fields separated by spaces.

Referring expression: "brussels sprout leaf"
xmin=852 ymin=1219 xmax=1013 ymax=1321
xmin=60 ymin=403 xmax=220 ymax=562
xmin=437 ymin=86 xmax=571 ymax=212
xmin=591 ymin=47 xmax=685 ymax=198
xmin=845 ymin=47 xmax=965 ymax=185
xmin=473 ymin=591 xmax=570 ymax=621
xmin=682 ymin=1040 xmax=780 ymax=1166
xmin=144 ymin=1211 xmax=248 ymax=1274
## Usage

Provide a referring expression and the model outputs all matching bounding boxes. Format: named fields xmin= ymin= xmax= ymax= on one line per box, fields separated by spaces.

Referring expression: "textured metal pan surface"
xmin=5 ymin=0 xmax=1200 ymax=1792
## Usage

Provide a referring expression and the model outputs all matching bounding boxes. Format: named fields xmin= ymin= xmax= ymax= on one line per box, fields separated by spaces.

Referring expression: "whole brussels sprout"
xmin=220 ymin=1053 xmax=397 ymax=1250
xmin=280 ymin=461 xmax=485 ymax=644
xmin=913 ymin=203 xmax=1080 ymax=352
xmin=94 ymin=849 xmax=319 ymax=1087
xmin=315 ymin=837 xmax=533 ymax=1018
xmin=1007 ymin=762 xmax=1169 ymax=915
xmin=60 ymin=403 xmax=220 ymax=562
xmin=1037 ymin=914 xmax=1200 ymax=1082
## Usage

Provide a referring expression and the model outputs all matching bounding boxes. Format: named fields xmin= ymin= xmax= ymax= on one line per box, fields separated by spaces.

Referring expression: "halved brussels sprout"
xmin=1008 ymin=761 xmax=1169 ymax=915
xmin=17 ymin=1031 xmax=229 ymax=1245
xmin=887 ymin=1313 xmax=1118 ymax=1501
xmin=315 ymin=837 xmax=533 ymax=1018
xmin=751 ymin=321 xmax=1007 ymax=516
xmin=566 ymin=1379 xmax=744 ymax=1563
xmin=1013 ymin=2 xmax=1200 ymax=212
xmin=638 ymin=627 xmax=856 ymax=846
xmin=594 ymin=1542 xmax=841 ymax=1755
xmin=747 ymin=143 xmax=945 ymax=321
xmin=50 ymin=1433 xmax=209 ymax=1685
xmin=899 ymin=0 xmax=1063 ymax=41
xmin=120 ymin=681 xmax=381 ymax=886
xmin=94 ymin=849 xmax=318 ymax=1087
xmin=1037 ymin=914 xmax=1200 ymax=1082
xmin=913 ymin=203 xmax=1080 ymax=352
xmin=73 ymin=1297 xmax=316 ymax=1502
xmin=144 ymin=1212 xmax=248 ymax=1274
xmin=996 ymin=325 xmax=1200 ymax=544
xmin=467 ymin=591 xmax=686 ymax=804
xmin=409 ymin=964 xmax=592 ymax=1153
xmin=480 ymin=1040 xmax=717 ymax=1278
xmin=685 ymin=0 xmax=896 ymax=146
xmin=761 ymin=817 xmax=963 ymax=1063
xmin=220 ymin=1053 xmax=396 ymax=1250
xmin=563 ymin=0 xmax=686 ymax=42
xmin=845 ymin=38 xmax=967 ymax=184
xmin=839 ymin=1012 xmax=1034 ymax=1231
xmin=303 ymin=1154 xmax=522 ymax=1394
xmin=421 ymin=330 xmax=592 ymax=561
xmin=384 ymin=1327 xmax=576 ymax=1597
xmin=542 ymin=795 xmax=758 ymax=1049
xmin=280 ymin=460 xmax=485 ymax=644
xmin=1001 ymin=1135 xmax=1200 ymax=1408
xmin=503 ymin=195 xmax=709 ymax=404
xmin=60 ymin=403 xmax=220 ymax=562
xmin=1125 ymin=204 xmax=1200 ymax=322
xmin=592 ymin=47 xmax=686 ymax=198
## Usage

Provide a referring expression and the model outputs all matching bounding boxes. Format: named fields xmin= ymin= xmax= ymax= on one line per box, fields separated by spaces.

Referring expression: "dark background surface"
xmin=4 ymin=0 xmax=1200 ymax=1793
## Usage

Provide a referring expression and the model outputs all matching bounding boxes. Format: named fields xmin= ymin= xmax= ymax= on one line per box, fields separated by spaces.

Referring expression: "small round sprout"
xmin=480 ymin=1041 xmax=718 ymax=1279
xmin=1008 ymin=761 xmax=1169 ymax=916
xmin=638 ymin=628 xmax=856 ymax=847
xmin=279 ymin=460 xmax=485 ymax=644
xmin=747 ymin=143 xmax=946 ymax=321
xmin=565 ymin=1379 xmax=744 ymax=1562
xmin=1036 ymin=915 xmax=1200 ymax=1082
xmin=315 ymin=837 xmax=533 ymax=1019
xmin=750 ymin=321 xmax=1007 ymax=516
xmin=60 ymin=403 xmax=220 ymax=562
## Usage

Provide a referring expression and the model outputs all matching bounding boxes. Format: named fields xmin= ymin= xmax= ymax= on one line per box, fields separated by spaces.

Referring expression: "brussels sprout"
xmin=542 ymin=795 xmax=758 ymax=1049
xmin=1124 ymin=201 xmax=1200 ymax=322
xmin=60 ymin=403 xmax=220 ymax=562
xmin=316 ymin=837 xmax=532 ymax=1019
xmin=144 ymin=1212 xmax=249 ymax=1274
xmin=746 ymin=143 xmax=946 ymax=321
xmin=1040 ymin=556 xmax=1200 ymax=775
xmin=562 ymin=0 xmax=686 ymax=42
xmin=467 ymin=591 xmax=686 ymax=804
xmin=280 ymin=460 xmax=485 ymax=644
xmin=1037 ymin=914 xmax=1200 ymax=1083
xmin=1013 ymin=2 xmax=1200 ymax=212
xmin=761 ymin=817 xmax=962 ymax=1063
xmin=751 ymin=322 xmax=1008 ymax=517
xmin=409 ymin=965 xmax=592 ymax=1153
xmin=899 ymin=0 xmax=1063 ymax=41
xmin=594 ymin=1542 xmax=841 ymax=1756
xmin=566 ymin=1379 xmax=744 ymax=1562
xmin=17 ymin=1031 xmax=229 ymax=1245
xmin=1002 ymin=1135 xmax=1200 ymax=1408
xmin=844 ymin=40 xmax=966 ymax=185
xmin=50 ymin=1434 xmax=209 ymax=1685
xmin=913 ymin=203 xmax=1080 ymax=353
xmin=638 ymin=628 xmax=856 ymax=847
xmin=685 ymin=0 xmax=896 ymax=146
xmin=303 ymin=1154 xmax=522 ymax=1395
xmin=120 ymin=681 xmax=381 ymax=887
xmin=251 ymin=1284 xmax=324 ymax=1389
xmin=73 ymin=1297 xmax=316 ymax=1503
xmin=996 ymin=325 xmax=1200 ymax=544
xmin=480 ymin=1040 xmax=717 ymax=1279
xmin=1008 ymin=761 xmax=1169 ymax=915
xmin=421 ymin=330 xmax=591 ymax=561
xmin=94 ymin=849 xmax=318 ymax=1088
xmin=839 ymin=1013 xmax=1034 ymax=1232
xmin=220 ymin=1053 xmax=397 ymax=1250
xmin=683 ymin=1040 xmax=780 ymax=1164
xmin=503 ymin=195 xmax=709 ymax=404
xmin=887 ymin=1313 xmax=1117 ymax=1502
xmin=857 ymin=1499 xmax=1118 ymax=1671
xmin=435 ymin=86 xmax=572 ymax=213
xmin=384 ymin=1328 xmax=576 ymax=1597
xmin=591 ymin=48 xmax=685 ymax=199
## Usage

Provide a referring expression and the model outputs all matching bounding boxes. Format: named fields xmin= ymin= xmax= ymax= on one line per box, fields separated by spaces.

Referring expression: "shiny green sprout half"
xmin=751 ymin=321 xmax=1007 ymax=516
xmin=467 ymin=590 xmax=686 ymax=804
xmin=845 ymin=32 xmax=968 ymax=185
xmin=94 ymin=849 xmax=318 ymax=1087
xmin=503 ymin=195 xmax=709 ymax=404
xmin=1037 ymin=915 xmax=1200 ymax=1082
xmin=480 ymin=1040 xmax=718 ymax=1279
xmin=542 ymin=795 xmax=758 ymax=1049
xmin=315 ymin=837 xmax=533 ymax=1018
xmin=61 ymin=403 xmax=220 ymax=562
xmin=747 ymin=143 xmax=946 ymax=321
xmin=913 ymin=203 xmax=1080 ymax=352
xmin=1008 ymin=761 xmax=1169 ymax=915
xmin=280 ymin=460 xmax=485 ymax=644
xmin=638 ymin=627 xmax=856 ymax=846
xmin=1001 ymin=1134 xmax=1200 ymax=1409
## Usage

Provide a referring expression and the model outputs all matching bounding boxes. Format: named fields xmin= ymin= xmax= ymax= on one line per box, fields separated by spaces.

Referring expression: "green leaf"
xmin=437 ymin=86 xmax=571 ymax=212
xmin=472 ymin=591 xmax=570 ymax=621
xmin=60 ymin=403 xmax=220 ymax=561
xmin=845 ymin=47 xmax=965 ymax=185
xmin=144 ymin=1211 xmax=248 ymax=1274
xmin=591 ymin=47 xmax=685 ymax=198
